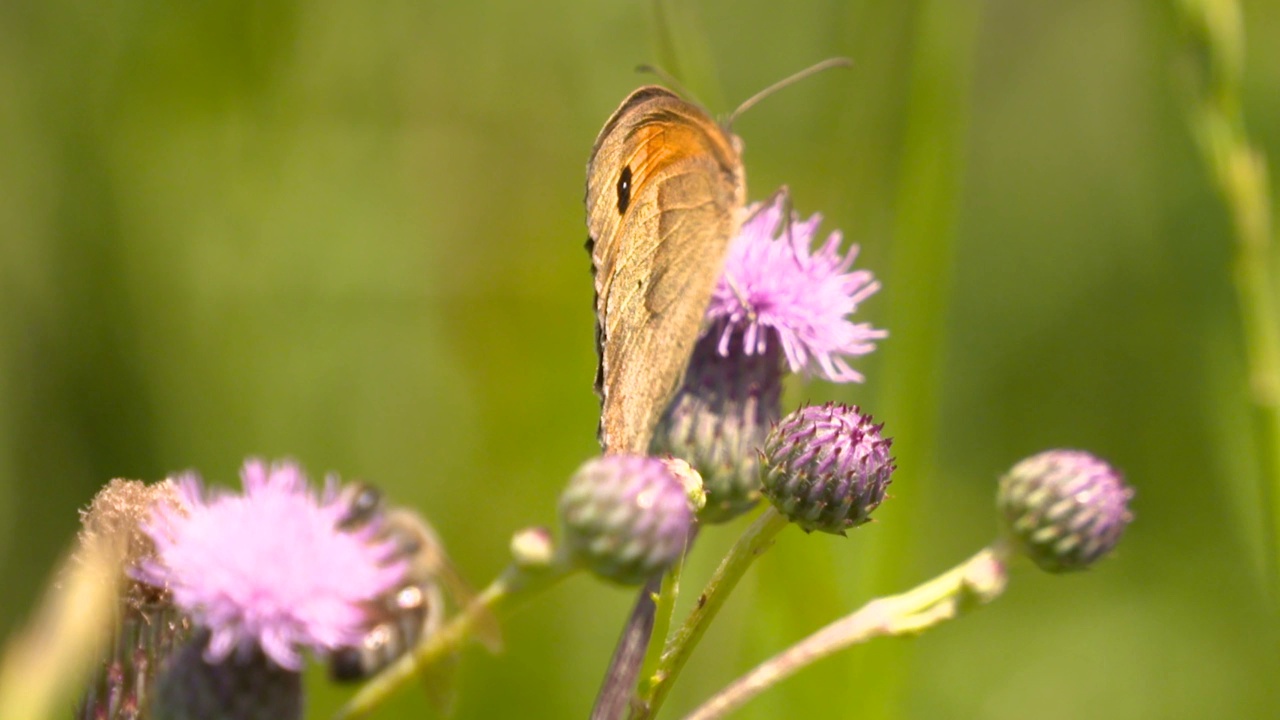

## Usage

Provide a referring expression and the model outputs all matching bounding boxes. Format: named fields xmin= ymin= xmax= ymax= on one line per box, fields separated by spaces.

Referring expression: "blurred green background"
xmin=2 ymin=0 xmax=1278 ymax=718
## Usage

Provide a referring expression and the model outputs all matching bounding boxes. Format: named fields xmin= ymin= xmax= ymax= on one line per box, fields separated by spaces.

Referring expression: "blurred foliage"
xmin=2 ymin=0 xmax=1279 ymax=719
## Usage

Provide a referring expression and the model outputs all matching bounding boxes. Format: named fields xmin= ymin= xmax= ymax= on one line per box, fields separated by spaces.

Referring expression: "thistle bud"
xmin=652 ymin=335 xmax=783 ymax=523
xmin=559 ymin=455 xmax=695 ymax=585
xmin=510 ymin=526 xmax=556 ymax=570
xmin=997 ymin=450 xmax=1132 ymax=573
xmin=761 ymin=403 xmax=894 ymax=535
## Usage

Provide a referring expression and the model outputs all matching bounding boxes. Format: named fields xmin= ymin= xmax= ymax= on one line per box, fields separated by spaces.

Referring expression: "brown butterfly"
xmin=585 ymin=60 xmax=849 ymax=456
xmin=585 ymin=85 xmax=746 ymax=455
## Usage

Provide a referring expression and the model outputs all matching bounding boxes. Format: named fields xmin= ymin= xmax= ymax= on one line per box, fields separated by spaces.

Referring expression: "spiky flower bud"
xmin=559 ymin=455 xmax=695 ymax=585
xmin=652 ymin=336 xmax=783 ymax=523
xmin=761 ymin=403 xmax=894 ymax=535
xmin=997 ymin=450 xmax=1133 ymax=573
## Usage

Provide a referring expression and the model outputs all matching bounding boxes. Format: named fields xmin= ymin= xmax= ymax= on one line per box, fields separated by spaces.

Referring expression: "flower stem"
xmin=1179 ymin=0 xmax=1280 ymax=592
xmin=631 ymin=507 xmax=790 ymax=720
xmin=681 ymin=544 xmax=1010 ymax=720
xmin=334 ymin=561 xmax=571 ymax=719
xmin=592 ymin=576 xmax=662 ymax=720
xmin=639 ymin=554 xmax=686 ymax=690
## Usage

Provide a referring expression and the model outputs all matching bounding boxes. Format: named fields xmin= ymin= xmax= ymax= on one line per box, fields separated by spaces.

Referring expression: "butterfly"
xmin=585 ymin=84 xmax=747 ymax=455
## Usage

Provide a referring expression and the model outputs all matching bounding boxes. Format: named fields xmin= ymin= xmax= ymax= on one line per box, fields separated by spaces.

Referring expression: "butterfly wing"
xmin=586 ymin=86 xmax=746 ymax=455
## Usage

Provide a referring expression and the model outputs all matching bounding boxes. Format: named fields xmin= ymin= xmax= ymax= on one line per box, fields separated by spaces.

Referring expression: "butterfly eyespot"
xmin=616 ymin=166 xmax=632 ymax=214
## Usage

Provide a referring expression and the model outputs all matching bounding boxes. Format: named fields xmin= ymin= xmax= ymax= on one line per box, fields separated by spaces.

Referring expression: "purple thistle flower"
xmin=705 ymin=194 xmax=886 ymax=383
xmin=137 ymin=459 xmax=407 ymax=671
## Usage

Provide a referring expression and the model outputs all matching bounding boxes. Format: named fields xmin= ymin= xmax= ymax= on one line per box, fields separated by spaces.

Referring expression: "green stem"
xmin=638 ymin=554 xmax=685 ymax=693
xmin=1180 ymin=0 xmax=1280 ymax=593
xmin=334 ymin=562 xmax=571 ymax=720
xmin=681 ymin=545 xmax=1010 ymax=720
xmin=631 ymin=507 xmax=790 ymax=720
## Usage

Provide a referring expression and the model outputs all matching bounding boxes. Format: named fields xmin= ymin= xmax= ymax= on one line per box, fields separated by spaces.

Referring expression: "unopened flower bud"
xmin=511 ymin=526 xmax=556 ymax=570
xmin=559 ymin=455 xmax=695 ymax=585
xmin=761 ymin=403 xmax=894 ymax=535
xmin=652 ymin=335 xmax=782 ymax=523
xmin=998 ymin=450 xmax=1132 ymax=573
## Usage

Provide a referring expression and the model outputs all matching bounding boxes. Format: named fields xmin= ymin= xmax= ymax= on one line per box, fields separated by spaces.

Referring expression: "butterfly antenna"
xmin=726 ymin=57 xmax=853 ymax=129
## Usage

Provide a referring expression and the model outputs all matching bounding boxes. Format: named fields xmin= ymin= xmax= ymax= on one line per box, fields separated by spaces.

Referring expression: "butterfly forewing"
xmin=586 ymin=86 xmax=745 ymax=455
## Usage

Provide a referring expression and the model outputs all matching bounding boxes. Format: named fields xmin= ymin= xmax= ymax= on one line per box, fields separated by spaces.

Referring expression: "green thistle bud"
xmin=997 ymin=450 xmax=1133 ymax=573
xmin=652 ymin=336 xmax=783 ymax=523
xmin=761 ymin=403 xmax=894 ymax=535
xmin=558 ymin=455 xmax=695 ymax=585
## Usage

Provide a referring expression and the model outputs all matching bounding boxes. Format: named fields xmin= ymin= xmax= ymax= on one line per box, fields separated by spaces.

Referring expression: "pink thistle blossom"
xmin=707 ymin=195 xmax=886 ymax=383
xmin=137 ymin=460 xmax=406 ymax=670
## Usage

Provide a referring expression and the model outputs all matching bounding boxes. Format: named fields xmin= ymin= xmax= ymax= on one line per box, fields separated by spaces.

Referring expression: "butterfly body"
xmin=586 ymin=86 xmax=746 ymax=455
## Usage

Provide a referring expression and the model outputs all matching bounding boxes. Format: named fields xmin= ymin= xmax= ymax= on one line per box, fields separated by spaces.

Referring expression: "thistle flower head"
xmin=997 ymin=450 xmax=1133 ymax=573
xmin=706 ymin=195 xmax=886 ymax=383
xmin=136 ymin=459 xmax=408 ymax=670
xmin=559 ymin=455 xmax=696 ymax=585
xmin=761 ymin=403 xmax=894 ymax=535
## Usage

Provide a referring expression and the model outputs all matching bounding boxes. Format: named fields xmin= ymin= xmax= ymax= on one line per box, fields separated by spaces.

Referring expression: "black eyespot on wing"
xmin=616 ymin=166 xmax=632 ymax=214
